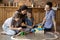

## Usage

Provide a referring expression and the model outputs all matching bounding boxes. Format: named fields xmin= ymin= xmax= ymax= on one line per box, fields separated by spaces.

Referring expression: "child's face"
xmin=15 ymin=18 xmax=19 ymax=21
xmin=27 ymin=12 xmax=31 ymax=18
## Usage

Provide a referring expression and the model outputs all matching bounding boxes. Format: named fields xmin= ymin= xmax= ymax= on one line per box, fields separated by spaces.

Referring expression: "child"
xmin=25 ymin=11 xmax=35 ymax=29
xmin=1 ymin=13 xmax=22 ymax=36
xmin=15 ymin=11 xmax=35 ymax=36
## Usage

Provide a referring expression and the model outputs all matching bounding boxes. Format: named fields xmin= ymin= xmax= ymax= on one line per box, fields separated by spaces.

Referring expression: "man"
xmin=42 ymin=2 xmax=57 ymax=33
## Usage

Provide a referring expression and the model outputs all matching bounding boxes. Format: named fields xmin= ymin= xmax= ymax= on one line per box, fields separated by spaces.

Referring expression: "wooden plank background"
xmin=0 ymin=7 xmax=60 ymax=26
xmin=0 ymin=7 xmax=18 ymax=24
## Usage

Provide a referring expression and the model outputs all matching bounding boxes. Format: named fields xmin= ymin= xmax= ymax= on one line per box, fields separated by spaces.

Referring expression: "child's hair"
xmin=27 ymin=10 xmax=32 ymax=14
xmin=13 ymin=13 xmax=21 ymax=19
xmin=27 ymin=11 xmax=33 ymax=18
xmin=11 ymin=13 xmax=22 ymax=27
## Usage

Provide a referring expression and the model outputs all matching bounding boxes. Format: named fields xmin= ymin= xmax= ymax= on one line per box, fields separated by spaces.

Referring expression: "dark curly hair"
xmin=17 ymin=5 xmax=28 ymax=12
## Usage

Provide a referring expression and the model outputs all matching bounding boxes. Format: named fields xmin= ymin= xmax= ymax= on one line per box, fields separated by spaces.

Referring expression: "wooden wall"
xmin=56 ymin=9 xmax=60 ymax=26
xmin=32 ymin=8 xmax=45 ymax=24
xmin=0 ymin=7 xmax=60 ymax=26
xmin=0 ymin=7 xmax=18 ymax=24
xmin=3 ymin=0 xmax=60 ymax=7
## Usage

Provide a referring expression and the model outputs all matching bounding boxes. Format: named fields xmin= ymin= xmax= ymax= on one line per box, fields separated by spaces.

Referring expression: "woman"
xmin=13 ymin=5 xmax=28 ymax=21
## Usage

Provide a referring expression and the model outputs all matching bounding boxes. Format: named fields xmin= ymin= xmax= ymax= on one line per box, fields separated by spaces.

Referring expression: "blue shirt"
xmin=44 ymin=9 xmax=55 ymax=29
xmin=25 ymin=18 xmax=34 ymax=26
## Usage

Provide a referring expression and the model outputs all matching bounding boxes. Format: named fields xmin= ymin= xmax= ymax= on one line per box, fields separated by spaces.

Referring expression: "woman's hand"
xmin=21 ymin=23 xmax=26 ymax=26
xmin=17 ymin=27 xmax=22 ymax=31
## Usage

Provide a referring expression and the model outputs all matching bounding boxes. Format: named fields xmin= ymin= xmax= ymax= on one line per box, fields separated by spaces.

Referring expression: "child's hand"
xmin=27 ymin=26 xmax=33 ymax=28
xmin=32 ymin=25 xmax=34 ymax=27
xmin=16 ymin=32 xmax=21 ymax=36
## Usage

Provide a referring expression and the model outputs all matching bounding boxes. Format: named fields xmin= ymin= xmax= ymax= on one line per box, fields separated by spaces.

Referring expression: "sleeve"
xmin=32 ymin=18 xmax=34 ymax=21
xmin=51 ymin=10 xmax=55 ymax=19
xmin=10 ymin=19 xmax=15 ymax=26
xmin=2 ymin=19 xmax=9 ymax=30
xmin=2 ymin=18 xmax=12 ymax=29
xmin=2 ymin=19 xmax=8 ymax=27
xmin=25 ymin=18 xmax=28 ymax=22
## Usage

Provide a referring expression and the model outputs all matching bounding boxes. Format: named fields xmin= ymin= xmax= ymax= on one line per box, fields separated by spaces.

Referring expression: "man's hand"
xmin=54 ymin=31 xmax=59 ymax=35
xmin=41 ymin=17 xmax=46 ymax=26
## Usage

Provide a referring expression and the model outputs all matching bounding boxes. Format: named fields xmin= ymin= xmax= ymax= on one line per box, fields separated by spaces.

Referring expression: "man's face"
xmin=44 ymin=5 xmax=50 ymax=11
xmin=21 ymin=10 xmax=27 ymax=15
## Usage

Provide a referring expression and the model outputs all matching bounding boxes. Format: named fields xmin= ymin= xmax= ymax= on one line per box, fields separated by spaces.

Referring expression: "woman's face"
xmin=15 ymin=18 xmax=19 ymax=21
xmin=21 ymin=10 xmax=27 ymax=15
xmin=44 ymin=5 xmax=50 ymax=11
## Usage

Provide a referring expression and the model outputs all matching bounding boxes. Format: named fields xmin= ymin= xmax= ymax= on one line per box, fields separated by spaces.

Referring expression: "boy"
xmin=1 ymin=13 xmax=22 ymax=35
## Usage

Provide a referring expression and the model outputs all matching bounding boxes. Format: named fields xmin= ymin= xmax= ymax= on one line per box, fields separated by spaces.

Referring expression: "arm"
xmin=52 ymin=18 xmax=56 ymax=32
xmin=32 ymin=19 xmax=35 ymax=27
xmin=52 ymin=19 xmax=59 ymax=34
xmin=51 ymin=11 xmax=57 ymax=33
xmin=9 ymin=19 xmax=22 ymax=30
xmin=9 ymin=25 xmax=22 ymax=31
xmin=42 ymin=17 xmax=46 ymax=26
xmin=25 ymin=22 xmax=30 ymax=28
xmin=25 ymin=22 xmax=33 ymax=28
